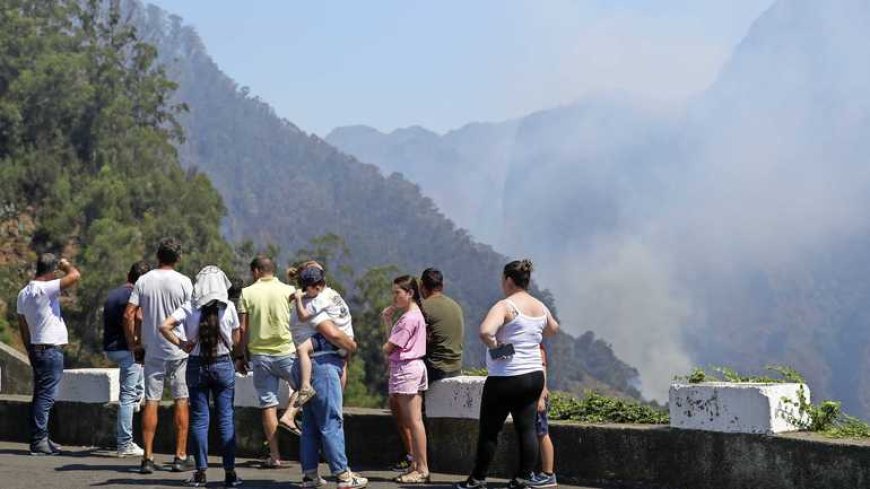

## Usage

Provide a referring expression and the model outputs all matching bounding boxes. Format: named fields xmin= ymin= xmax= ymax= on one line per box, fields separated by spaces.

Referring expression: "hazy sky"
xmin=148 ymin=0 xmax=774 ymax=136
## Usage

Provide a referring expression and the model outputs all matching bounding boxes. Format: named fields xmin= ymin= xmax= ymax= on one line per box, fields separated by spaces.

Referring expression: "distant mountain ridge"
xmin=124 ymin=1 xmax=643 ymax=399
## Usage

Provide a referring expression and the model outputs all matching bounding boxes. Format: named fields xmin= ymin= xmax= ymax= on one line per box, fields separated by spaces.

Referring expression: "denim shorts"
xmin=251 ymin=353 xmax=297 ymax=408
xmin=144 ymin=356 xmax=189 ymax=401
xmin=536 ymin=398 xmax=550 ymax=436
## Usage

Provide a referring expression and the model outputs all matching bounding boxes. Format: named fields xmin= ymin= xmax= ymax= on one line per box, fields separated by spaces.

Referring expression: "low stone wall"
xmin=3 ymin=394 xmax=870 ymax=488
xmin=0 ymin=341 xmax=31 ymax=395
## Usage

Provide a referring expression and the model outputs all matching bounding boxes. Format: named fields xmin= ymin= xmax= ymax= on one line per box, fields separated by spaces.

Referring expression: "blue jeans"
xmin=106 ymin=350 xmax=143 ymax=448
xmin=294 ymin=354 xmax=349 ymax=475
xmin=186 ymin=355 xmax=236 ymax=471
xmin=28 ymin=346 xmax=64 ymax=444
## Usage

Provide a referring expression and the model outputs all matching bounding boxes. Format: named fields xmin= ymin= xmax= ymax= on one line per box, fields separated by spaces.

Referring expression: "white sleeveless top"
xmin=485 ymin=299 xmax=547 ymax=377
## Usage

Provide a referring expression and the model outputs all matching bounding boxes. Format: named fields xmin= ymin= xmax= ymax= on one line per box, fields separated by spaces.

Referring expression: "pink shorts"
xmin=389 ymin=358 xmax=428 ymax=395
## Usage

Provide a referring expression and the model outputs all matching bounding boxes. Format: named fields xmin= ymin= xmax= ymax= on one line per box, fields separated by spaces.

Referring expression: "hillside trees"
xmin=0 ymin=0 xmax=234 ymax=362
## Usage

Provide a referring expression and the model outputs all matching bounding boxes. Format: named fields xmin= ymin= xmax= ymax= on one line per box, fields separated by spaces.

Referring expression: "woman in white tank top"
xmin=456 ymin=260 xmax=559 ymax=489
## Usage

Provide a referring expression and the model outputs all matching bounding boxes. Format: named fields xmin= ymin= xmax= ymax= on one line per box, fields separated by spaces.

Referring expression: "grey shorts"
xmin=144 ymin=356 xmax=189 ymax=401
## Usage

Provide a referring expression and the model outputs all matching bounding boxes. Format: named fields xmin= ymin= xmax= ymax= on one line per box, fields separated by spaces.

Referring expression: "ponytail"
xmin=197 ymin=300 xmax=223 ymax=364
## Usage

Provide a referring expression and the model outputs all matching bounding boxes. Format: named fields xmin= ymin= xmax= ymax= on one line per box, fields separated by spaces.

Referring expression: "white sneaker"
xmin=302 ymin=473 xmax=328 ymax=488
xmin=337 ymin=471 xmax=368 ymax=489
xmin=117 ymin=442 xmax=145 ymax=457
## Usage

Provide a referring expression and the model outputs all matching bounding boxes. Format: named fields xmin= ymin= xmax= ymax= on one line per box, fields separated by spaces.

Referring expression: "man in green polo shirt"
xmin=237 ymin=255 xmax=296 ymax=468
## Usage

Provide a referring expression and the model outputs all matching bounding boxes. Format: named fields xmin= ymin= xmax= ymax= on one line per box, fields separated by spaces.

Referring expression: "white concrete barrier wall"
xmin=425 ymin=375 xmax=486 ymax=419
xmin=55 ymin=368 xmax=294 ymax=407
xmin=669 ymin=382 xmax=809 ymax=434
xmin=57 ymin=368 xmax=120 ymax=403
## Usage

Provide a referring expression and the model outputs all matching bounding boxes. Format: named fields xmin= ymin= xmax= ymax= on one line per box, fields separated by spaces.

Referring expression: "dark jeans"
xmin=29 ymin=346 xmax=64 ymax=444
xmin=472 ymin=371 xmax=545 ymax=480
xmin=186 ymin=355 xmax=236 ymax=471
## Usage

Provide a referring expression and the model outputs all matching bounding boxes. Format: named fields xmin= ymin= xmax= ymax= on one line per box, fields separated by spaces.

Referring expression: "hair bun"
xmin=520 ymin=259 xmax=534 ymax=273
xmin=286 ymin=267 xmax=299 ymax=280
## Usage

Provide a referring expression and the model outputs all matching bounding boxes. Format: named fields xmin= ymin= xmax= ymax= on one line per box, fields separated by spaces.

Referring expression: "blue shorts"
xmin=536 ymin=398 xmax=550 ymax=437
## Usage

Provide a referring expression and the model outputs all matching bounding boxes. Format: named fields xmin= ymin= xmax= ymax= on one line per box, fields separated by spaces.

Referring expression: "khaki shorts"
xmin=144 ymin=356 xmax=189 ymax=401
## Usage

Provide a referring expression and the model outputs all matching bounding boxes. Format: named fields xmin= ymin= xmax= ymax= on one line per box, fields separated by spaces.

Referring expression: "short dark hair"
xmin=36 ymin=253 xmax=58 ymax=276
xmin=227 ymin=277 xmax=244 ymax=301
xmin=504 ymin=259 xmax=533 ymax=289
xmin=127 ymin=260 xmax=150 ymax=284
xmin=420 ymin=268 xmax=444 ymax=291
xmin=249 ymin=255 xmax=276 ymax=274
xmin=156 ymin=237 xmax=182 ymax=265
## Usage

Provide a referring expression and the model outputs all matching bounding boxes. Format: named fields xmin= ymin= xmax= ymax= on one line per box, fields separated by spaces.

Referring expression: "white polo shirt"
xmin=16 ymin=279 xmax=68 ymax=345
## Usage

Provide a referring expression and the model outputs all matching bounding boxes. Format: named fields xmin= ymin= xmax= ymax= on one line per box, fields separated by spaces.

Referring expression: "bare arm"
xmin=543 ymin=311 xmax=559 ymax=337
xmin=316 ymin=319 xmax=357 ymax=354
xmin=383 ymin=341 xmax=397 ymax=355
xmin=479 ymin=301 xmax=507 ymax=349
xmin=158 ymin=316 xmax=182 ymax=346
xmin=238 ymin=313 xmax=248 ymax=354
xmin=17 ymin=315 xmax=30 ymax=347
xmin=293 ymin=290 xmax=314 ymax=322
xmin=57 ymin=259 xmax=81 ymax=290
xmin=123 ymin=303 xmax=140 ymax=350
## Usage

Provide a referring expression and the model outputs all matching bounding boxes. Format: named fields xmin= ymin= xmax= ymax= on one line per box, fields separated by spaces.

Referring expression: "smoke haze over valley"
xmin=59 ymin=0 xmax=870 ymax=415
xmin=328 ymin=0 xmax=870 ymax=413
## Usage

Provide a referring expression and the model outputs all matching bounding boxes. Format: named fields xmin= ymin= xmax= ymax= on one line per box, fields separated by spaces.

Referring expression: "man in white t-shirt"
xmin=123 ymin=238 xmax=194 ymax=475
xmin=16 ymin=253 xmax=81 ymax=456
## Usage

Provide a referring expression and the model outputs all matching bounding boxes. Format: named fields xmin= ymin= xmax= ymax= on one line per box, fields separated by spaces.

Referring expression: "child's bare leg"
xmin=539 ymin=433 xmax=555 ymax=474
xmin=297 ymin=339 xmax=314 ymax=392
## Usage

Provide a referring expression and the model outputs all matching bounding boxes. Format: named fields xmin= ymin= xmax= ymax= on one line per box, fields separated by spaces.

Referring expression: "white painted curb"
xmin=669 ymin=382 xmax=809 ymax=434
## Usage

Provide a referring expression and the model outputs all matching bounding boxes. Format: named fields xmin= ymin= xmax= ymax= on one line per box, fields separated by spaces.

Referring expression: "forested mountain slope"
xmin=126 ymin=2 xmax=642 ymax=399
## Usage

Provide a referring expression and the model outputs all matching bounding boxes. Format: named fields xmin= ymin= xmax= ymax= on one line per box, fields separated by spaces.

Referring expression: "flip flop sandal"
xmin=294 ymin=387 xmax=317 ymax=407
xmin=278 ymin=420 xmax=302 ymax=436
xmin=394 ymin=471 xmax=431 ymax=484
xmin=261 ymin=456 xmax=283 ymax=469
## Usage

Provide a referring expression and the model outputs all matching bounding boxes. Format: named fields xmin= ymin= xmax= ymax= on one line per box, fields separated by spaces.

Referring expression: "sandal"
xmin=278 ymin=419 xmax=302 ymax=436
xmin=294 ymin=386 xmax=317 ymax=407
xmin=261 ymin=456 xmax=283 ymax=469
xmin=394 ymin=471 xmax=431 ymax=484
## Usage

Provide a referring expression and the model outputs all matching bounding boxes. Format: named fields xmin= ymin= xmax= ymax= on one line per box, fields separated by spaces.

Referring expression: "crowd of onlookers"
xmin=15 ymin=237 xmax=559 ymax=488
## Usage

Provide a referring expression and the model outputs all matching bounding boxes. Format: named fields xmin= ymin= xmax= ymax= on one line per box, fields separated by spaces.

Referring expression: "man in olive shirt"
xmin=237 ymin=255 xmax=297 ymax=468
xmin=420 ymin=268 xmax=464 ymax=382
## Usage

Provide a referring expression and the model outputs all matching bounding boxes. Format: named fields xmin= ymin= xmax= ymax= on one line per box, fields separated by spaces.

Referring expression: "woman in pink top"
xmin=382 ymin=275 xmax=429 ymax=483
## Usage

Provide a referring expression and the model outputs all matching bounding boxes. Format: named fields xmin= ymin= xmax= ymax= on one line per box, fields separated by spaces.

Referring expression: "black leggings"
xmin=472 ymin=371 xmax=545 ymax=480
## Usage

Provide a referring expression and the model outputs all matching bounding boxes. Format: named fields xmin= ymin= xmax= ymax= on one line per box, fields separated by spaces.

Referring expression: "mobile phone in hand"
xmin=488 ymin=343 xmax=515 ymax=360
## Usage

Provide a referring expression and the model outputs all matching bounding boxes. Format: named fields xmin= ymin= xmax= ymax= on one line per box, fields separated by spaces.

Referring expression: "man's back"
xmin=240 ymin=276 xmax=295 ymax=356
xmin=423 ymin=293 xmax=464 ymax=373
xmin=17 ymin=279 xmax=66 ymax=345
xmin=131 ymin=269 xmax=192 ymax=361
xmin=103 ymin=284 xmax=133 ymax=351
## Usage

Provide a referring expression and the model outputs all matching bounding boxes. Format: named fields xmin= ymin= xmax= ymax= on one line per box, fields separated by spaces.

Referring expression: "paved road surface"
xmin=0 ymin=441 xmax=606 ymax=489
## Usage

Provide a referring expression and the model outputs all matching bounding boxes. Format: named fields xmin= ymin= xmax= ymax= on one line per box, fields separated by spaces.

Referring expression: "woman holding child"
xmin=382 ymin=275 xmax=430 ymax=483
xmin=288 ymin=261 xmax=367 ymax=489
